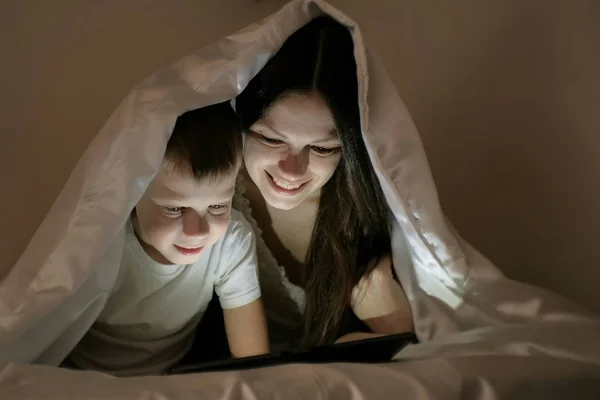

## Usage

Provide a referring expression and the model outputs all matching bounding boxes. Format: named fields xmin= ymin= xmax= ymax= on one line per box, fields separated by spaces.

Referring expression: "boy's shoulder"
xmin=211 ymin=210 xmax=257 ymax=272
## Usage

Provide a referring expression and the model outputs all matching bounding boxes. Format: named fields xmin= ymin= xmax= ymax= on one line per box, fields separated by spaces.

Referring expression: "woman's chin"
xmin=263 ymin=191 xmax=305 ymax=211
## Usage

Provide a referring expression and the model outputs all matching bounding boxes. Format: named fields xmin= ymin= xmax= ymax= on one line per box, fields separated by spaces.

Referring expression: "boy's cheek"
xmin=208 ymin=216 xmax=232 ymax=246
xmin=142 ymin=219 xmax=178 ymax=246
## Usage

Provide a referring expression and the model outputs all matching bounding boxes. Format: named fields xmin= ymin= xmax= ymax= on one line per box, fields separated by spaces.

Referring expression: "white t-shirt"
xmin=68 ymin=210 xmax=260 ymax=376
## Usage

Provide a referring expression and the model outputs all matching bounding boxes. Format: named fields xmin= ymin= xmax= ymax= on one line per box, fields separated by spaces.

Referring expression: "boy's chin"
xmin=165 ymin=253 xmax=202 ymax=265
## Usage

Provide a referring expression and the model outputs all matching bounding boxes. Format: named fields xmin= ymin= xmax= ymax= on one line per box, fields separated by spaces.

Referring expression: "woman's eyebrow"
xmin=253 ymin=124 xmax=340 ymax=145
xmin=312 ymin=138 xmax=341 ymax=145
xmin=312 ymin=130 xmax=341 ymax=145
xmin=251 ymin=123 xmax=285 ymax=138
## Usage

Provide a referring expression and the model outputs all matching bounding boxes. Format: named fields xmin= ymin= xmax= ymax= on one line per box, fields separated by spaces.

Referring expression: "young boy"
xmin=67 ymin=102 xmax=269 ymax=376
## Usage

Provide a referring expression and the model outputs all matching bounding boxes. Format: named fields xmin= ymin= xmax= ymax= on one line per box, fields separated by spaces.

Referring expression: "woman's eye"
xmin=258 ymin=134 xmax=285 ymax=146
xmin=310 ymin=146 xmax=339 ymax=156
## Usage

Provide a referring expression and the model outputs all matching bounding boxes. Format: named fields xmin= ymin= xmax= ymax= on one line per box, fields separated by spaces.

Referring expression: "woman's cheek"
xmin=243 ymin=140 xmax=261 ymax=168
xmin=244 ymin=139 xmax=283 ymax=166
xmin=309 ymin=153 xmax=342 ymax=179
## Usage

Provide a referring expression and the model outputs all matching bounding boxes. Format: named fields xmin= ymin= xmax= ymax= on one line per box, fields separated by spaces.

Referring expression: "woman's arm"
xmin=361 ymin=312 xmax=414 ymax=335
xmin=351 ymin=255 xmax=414 ymax=334
xmin=222 ymin=298 xmax=270 ymax=358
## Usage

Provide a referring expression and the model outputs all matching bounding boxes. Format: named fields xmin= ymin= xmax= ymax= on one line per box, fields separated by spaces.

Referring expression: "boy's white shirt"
xmin=68 ymin=209 xmax=260 ymax=376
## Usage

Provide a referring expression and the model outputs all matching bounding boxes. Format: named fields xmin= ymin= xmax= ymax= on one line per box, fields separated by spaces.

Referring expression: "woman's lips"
xmin=265 ymin=171 xmax=309 ymax=195
xmin=174 ymin=245 xmax=204 ymax=256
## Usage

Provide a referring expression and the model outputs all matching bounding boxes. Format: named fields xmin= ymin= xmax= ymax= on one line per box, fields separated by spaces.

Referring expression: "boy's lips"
xmin=174 ymin=244 xmax=204 ymax=256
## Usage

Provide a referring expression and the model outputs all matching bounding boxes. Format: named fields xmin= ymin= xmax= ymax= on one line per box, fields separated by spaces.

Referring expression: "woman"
xmin=234 ymin=16 xmax=413 ymax=347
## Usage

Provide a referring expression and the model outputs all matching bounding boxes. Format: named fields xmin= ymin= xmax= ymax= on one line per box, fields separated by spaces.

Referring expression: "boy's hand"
xmin=351 ymin=255 xmax=414 ymax=334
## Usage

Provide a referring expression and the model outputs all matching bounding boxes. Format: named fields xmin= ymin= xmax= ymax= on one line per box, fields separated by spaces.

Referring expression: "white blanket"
xmin=1 ymin=0 xmax=599 ymax=398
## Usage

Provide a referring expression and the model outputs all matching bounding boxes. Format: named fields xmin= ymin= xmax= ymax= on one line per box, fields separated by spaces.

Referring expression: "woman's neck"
xmin=241 ymin=170 xmax=318 ymax=286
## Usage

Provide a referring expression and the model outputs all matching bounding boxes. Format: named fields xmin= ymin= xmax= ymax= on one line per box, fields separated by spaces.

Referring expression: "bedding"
xmin=1 ymin=0 xmax=599 ymax=398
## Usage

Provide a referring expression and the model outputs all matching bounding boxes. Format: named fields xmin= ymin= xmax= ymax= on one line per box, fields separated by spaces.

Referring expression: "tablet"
xmin=168 ymin=332 xmax=418 ymax=375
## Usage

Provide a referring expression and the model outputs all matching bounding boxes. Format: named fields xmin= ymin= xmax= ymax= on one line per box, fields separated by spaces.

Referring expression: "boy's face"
xmin=134 ymin=165 xmax=238 ymax=265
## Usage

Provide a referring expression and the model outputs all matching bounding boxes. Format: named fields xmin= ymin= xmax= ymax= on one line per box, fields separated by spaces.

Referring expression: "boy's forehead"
xmin=148 ymin=168 xmax=236 ymax=201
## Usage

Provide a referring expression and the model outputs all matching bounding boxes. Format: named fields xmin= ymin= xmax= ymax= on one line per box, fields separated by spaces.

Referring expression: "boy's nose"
xmin=183 ymin=211 xmax=210 ymax=240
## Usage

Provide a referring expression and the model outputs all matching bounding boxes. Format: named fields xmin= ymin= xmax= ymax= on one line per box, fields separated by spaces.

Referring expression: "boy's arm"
xmin=222 ymin=298 xmax=270 ymax=358
xmin=216 ymin=213 xmax=269 ymax=358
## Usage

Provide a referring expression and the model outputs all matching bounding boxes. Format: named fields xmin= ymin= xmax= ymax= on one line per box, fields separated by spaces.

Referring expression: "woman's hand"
xmin=351 ymin=255 xmax=414 ymax=334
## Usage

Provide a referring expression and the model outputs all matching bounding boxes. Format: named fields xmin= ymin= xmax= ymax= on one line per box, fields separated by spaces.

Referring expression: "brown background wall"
xmin=1 ymin=0 xmax=598 ymax=312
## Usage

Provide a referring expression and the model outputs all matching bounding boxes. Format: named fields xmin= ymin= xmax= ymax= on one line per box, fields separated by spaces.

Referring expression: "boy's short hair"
xmin=164 ymin=101 xmax=243 ymax=180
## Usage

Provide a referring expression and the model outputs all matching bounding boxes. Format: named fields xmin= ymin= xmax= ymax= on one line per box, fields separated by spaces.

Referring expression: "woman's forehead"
xmin=258 ymin=93 xmax=338 ymax=141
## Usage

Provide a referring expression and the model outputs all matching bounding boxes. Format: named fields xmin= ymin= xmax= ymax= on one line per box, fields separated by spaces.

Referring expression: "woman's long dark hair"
xmin=236 ymin=16 xmax=391 ymax=346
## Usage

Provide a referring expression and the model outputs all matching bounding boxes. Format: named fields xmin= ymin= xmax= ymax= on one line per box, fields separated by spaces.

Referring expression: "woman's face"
xmin=243 ymin=92 xmax=342 ymax=210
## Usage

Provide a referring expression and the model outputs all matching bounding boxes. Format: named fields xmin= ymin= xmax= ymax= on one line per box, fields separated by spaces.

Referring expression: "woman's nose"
xmin=182 ymin=211 xmax=210 ymax=239
xmin=278 ymin=147 xmax=309 ymax=179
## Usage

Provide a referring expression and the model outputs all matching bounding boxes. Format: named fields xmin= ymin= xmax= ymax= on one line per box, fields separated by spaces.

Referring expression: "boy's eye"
xmin=164 ymin=206 xmax=182 ymax=214
xmin=310 ymin=146 xmax=340 ymax=156
xmin=209 ymin=204 xmax=229 ymax=214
